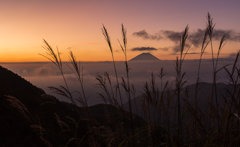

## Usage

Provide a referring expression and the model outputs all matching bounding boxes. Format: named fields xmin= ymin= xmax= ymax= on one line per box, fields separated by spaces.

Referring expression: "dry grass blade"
xmin=48 ymin=86 xmax=72 ymax=100
xmin=121 ymin=77 xmax=128 ymax=92
xmin=193 ymin=25 xmax=211 ymax=145
xmin=41 ymin=94 xmax=57 ymax=102
xmin=174 ymin=25 xmax=190 ymax=145
xmin=40 ymin=137 xmax=53 ymax=147
xmin=102 ymin=24 xmax=113 ymax=53
xmin=232 ymin=51 xmax=240 ymax=73
xmin=215 ymin=34 xmax=227 ymax=70
xmin=143 ymin=82 xmax=152 ymax=105
xmin=159 ymin=68 xmax=166 ymax=78
xmin=5 ymin=95 xmax=30 ymax=121
xmin=31 ymin=125 xmax=47 ymax=134
xmin=233 ymin=113 xmax=240 ymax=121
xmin=104 ymin=72 xmax=111 ymax=83
xmin=54 ymin=113 xmax=70 ymax=131
xmin=207 ymin=12 xmax=216 ymax=71
xmin=158 ymin=68 xmax=166 ymax=90
xmin=68 ymin=50 xmax=88 ymax=108
xmin=201 ymin=27 xmax=210 ymax=55
xmin=118 ymin=24 xmax=127 ymax=56
xmin=207 ymin=12 xmax=215 ymax=39
xmin=218 ymin=34 xmax=226 ymax=52
xmin=96 ymin=72 xmax=117 ymax=105
xmin=122 ymin=24 xmax=127 ymax=50
xmin=66 ymin=116 xmax=78 ymax=126
xmin=68 ymin=50 xmax=81 ymax=79
xmin=180 ymin=25 xmax=189 ymax=55
xmin=40 ymin=39 xmax=74 ymax=109
xmin=118 ymin=39 xmax=125 ymax=54
xmin=40 ymin=39 xmax=62 ymax=70
xmin=101 ymin=24 xmax=123 ymax=107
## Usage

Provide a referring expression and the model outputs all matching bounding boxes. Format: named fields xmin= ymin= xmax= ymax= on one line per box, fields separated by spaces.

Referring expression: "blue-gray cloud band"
xmin=133 ymin=29 xmax=240 ymax=48
xmin=132 ymin=30 xmax=162 ymax=40
xmin=131 ymin=47 xmax=158 ymax=51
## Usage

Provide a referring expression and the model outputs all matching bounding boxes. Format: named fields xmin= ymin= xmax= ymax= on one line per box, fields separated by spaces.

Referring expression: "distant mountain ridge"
xmin=123 ymin=82 xmax=232 ymax=121
xmin=129 ymin=52 xmax=160 ymax=61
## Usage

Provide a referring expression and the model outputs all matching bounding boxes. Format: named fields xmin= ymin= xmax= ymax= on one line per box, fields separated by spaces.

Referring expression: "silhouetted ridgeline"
xmin=0 ymin=65 xmax=147 ymax=147
xmin=0 ymin=66 xmax=45 ymax=113
xmin=123 ymin=82 xmax=233 ymax=122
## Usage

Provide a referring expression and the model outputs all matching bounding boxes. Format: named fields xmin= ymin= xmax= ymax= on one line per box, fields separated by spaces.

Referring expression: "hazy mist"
xmin=1 ymin=57 xmax=237 ymax=106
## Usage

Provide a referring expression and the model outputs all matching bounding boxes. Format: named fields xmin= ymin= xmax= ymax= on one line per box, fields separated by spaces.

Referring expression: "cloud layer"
xmin=3 ymin=57 xmax=239 ymax=106
xmin=132 ymin=30 xmax=162 ymax=40
xmin=131 ymin=47 xmax=158 ymax=51
xmin=133 ymin=29 xmax=240 ymax=54
xmin=133 ymin=29 xmax=240 ymax=44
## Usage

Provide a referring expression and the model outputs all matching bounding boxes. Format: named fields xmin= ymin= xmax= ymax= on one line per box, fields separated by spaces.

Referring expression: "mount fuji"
xmin=129 ymin=52 xmax=160 ymax=61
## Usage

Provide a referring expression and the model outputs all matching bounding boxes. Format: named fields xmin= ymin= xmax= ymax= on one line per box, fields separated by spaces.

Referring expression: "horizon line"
xmin=0 ymin=57 xmax=235 ymax=64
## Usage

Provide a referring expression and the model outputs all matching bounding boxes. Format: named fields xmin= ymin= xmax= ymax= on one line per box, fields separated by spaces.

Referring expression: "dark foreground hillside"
xmin=2 ymin=63 xmax=239 ymax=146
xmin=123 ymin=82 xmax=233 ymax=120
xmin=0 ymin=66 xmax=150 ymax=147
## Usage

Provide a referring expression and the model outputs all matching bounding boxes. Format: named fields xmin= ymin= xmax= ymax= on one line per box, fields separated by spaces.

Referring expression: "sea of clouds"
xmin=1 ymin=57 xmax=238 ymax=106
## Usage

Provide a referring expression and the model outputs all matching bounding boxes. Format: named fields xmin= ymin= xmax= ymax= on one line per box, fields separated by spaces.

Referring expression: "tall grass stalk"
xmin=101 ymin=24 xmax=136 ymax=146
xmin=102 ymin=25 xmax=124 ymax=108
xmin=193 ymin=24 xmax=209 ymax=145
xmin=206 ymin=13 xmax=217 ymax=135
xmin=68 ymin=50 xmax=95 ymax=129
xmin=159 ymin=68 xmax=166 ymax=91
xmin=41 ymin=39 xmax=99 ymax=146
xmin=68 ymin=51 xmax=88 ymax=108
xmin=206 ymin=13 xmax=227 ymax=145
xmin=118 ymin=24 xmax=135 ymax=146
xmin=158 ymin=68 xmax=167 ymax=128
xmin=224 ymin=51 xmax=240 ymax=145
xmin=175 ymin=25 xmax=190 ymax=145
xmin=39 ymin=13 xmax=240 ymax=146
xmin=40 ymin=39 xmax=78 ymax=113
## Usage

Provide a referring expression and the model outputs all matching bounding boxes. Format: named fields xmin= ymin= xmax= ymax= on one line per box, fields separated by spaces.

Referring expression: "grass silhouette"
xmin=37 ymin=13 xmax=240 ymax=146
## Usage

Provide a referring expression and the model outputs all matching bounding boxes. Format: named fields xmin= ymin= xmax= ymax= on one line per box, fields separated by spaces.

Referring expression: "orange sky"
xmin=0 ymin=0 xmax=239 ymax=62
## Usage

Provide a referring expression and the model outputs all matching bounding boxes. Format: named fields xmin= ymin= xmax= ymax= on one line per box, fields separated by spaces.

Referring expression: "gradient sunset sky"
xmin=0 ymin=0 xmax=240 ymax=62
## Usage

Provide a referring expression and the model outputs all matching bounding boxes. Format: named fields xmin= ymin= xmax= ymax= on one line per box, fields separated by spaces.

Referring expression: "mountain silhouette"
xmin=0 ymin=65 xmax=147 ymax=146
xmin=0 ymin=66 xmax=45 ymax=111
xmin=122 ymin=82 xmax=232 ymax=123
xmin=129 ymin=52 xmax=160 ymax=61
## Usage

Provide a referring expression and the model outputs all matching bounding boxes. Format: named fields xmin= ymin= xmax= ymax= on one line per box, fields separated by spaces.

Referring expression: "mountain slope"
xmin=129 ymin=52 xmax=160 ymax=61
xmin=123 ymin=82 xmax=232 ymax=121
xmin=0 ymin=65 xmax=148 ymax=146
